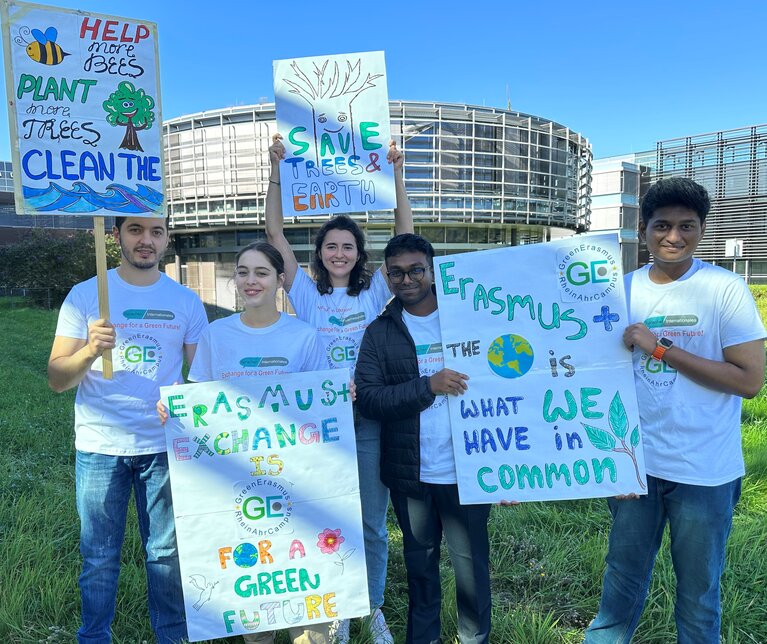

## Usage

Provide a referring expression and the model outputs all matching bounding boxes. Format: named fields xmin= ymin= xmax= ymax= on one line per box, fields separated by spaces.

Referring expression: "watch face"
xmin=659 ymin=337 xmax=674 ymax=349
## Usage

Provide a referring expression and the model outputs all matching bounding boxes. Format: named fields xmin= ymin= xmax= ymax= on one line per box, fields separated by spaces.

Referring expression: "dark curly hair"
xmin=641 ymin=177 xmax=711 ymax=224
xmin=312 ymin=215 xmax=373 ymax=296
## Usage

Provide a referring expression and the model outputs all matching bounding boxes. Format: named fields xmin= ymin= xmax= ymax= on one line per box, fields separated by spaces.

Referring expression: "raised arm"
xmin=624 ymin=324 xmax=766 ymax=398
xmin=389 ymin=140 xmax=414 ymax=235
xmin=48 ymin=318 xmax=115 ymax=393
xmin=265 ymin=133 xmax=299 ymax=291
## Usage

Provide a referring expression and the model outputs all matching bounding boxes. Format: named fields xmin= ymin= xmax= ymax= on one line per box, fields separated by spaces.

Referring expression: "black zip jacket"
xmin=355 ymin=298 xmax=436 ymax=497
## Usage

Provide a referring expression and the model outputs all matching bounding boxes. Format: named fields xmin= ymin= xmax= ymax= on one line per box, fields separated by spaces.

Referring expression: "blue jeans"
xmin=390 ymin=484 xmax=491 ymax=644
xmin=356 ymin=415 xmax=390 ymax=610
xmin=585 ymin=475 xmax=742 ymax=644
xmin=75 ymin=450 xmax=187 ymax=643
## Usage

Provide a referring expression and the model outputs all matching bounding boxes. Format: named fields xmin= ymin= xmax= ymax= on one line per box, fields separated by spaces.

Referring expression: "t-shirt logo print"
xmin=327 ymin=312 xmax=366 ymax=327
xmin=637 ymin=315 xmax=696 ymax=387
xmin=116 ymin=332 xmax=162 ymax=376
xmin=327 ymin=336 xmax=358 ymax=367
xmin=239 ymin=357 xmax=290 ymax=367
xmin=123 ymin=308 xmax=176 ymax=320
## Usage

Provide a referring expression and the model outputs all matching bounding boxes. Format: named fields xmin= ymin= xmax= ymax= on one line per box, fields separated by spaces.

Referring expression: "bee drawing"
xmin=16 ymin=26 xmax=70 ymax=65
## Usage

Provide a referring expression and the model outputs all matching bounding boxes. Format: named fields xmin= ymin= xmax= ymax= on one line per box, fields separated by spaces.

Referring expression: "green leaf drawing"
xmin=582 ymin=423 xmax=617 ymax=451
xmin=630 ymin=425 xmax=640 ymax=448
xmin=609 ymin=392 xmax=628 ymax=439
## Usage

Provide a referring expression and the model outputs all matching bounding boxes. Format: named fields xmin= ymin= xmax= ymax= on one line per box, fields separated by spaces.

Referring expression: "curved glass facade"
xmin=163 ymin=101 xmax=592 ymax=310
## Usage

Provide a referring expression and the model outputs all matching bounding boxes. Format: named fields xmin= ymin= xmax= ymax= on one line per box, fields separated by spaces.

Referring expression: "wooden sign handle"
xmin=93 ymin=217 xmax=113 ymax=379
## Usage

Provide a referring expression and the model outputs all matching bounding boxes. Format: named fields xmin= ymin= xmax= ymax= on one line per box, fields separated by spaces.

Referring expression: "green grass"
xmin=1 ymin=303 xmax=765 ymax=643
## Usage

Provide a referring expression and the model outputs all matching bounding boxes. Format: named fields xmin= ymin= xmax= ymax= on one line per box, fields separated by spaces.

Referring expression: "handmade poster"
xmin=161 ymin=370 xmax=369 ymax=642
xmin=273 ymin=50 xmax=394 ymax=217
xmin=434 ymin=233 xmax=647 ymax=503
xmin=1 ymin=1 xmax=163 ymax=216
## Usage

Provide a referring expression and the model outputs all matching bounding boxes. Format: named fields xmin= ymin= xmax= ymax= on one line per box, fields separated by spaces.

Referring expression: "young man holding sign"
xmin=48 ymin=216 xmax=208 ymax=643
xmin=585 ymin=178 xmax=766 ymax=643
xmin=355 ymin=234 xmax=493 ymax=644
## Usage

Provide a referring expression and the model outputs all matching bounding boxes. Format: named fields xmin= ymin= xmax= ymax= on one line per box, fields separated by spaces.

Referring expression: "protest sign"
xmin=162 ymin=369 xmax=369 ymax=641
xmin=273 ymin=50 xmax=394 ymax=216
xmin=434 ymin=233 xmax=647 ymax=503
xmin=1 ymin=1 xmax=164 ymax=216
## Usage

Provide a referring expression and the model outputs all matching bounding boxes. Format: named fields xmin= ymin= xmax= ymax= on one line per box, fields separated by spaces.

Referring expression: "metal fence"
xmin=0 ymin=286 xmax=53 ymax=309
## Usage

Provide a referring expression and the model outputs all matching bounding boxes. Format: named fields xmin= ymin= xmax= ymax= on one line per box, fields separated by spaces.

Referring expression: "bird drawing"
xmin=188 ymin=574 xmax=218 ymax=611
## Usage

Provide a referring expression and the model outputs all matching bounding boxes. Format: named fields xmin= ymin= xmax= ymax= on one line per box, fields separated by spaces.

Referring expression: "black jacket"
xmin=355 ymin=298 xmax=436 ymax=496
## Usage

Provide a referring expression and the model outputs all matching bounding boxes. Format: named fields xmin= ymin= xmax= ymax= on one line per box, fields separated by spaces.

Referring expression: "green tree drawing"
xmin=103 ymin=81 xmax=155 ymax=152
xmin=582 ymin=392 xmax=646 ymax=490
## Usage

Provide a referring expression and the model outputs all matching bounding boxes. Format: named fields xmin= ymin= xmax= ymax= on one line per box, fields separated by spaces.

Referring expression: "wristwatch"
xmin=652 ymin=337 xmax=673 ymax=361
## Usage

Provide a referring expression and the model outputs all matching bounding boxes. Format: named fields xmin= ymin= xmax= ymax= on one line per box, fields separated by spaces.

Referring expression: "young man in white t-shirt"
xmin=356 ymin=234 xmax=492 ymax=644
xmin=48 ymin=216 xmax=208 ymax=643
xmin=585 ymin=178 xmax=766 ymax=644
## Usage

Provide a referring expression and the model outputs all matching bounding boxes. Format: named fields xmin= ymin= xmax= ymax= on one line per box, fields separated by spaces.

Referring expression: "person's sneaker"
xmin=368 ymin=608 xmax=394 ymax=644
xmin=329 ymin=618 xmax=350 ymax=644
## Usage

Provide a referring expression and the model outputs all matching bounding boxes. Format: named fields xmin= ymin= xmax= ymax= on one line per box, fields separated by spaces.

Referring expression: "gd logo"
xmin=326 ymin=336 xmax=358 ymax=367
xmin=234 ymin=478 xmax=293 ymax=537
xmin=117 ymin=333 xmax=161 ymax=375
xmin=565 ymin=260 xmax=611 ymax=286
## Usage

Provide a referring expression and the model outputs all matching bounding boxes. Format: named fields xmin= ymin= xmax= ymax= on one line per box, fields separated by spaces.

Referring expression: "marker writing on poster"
xmin=438 ymin=261 xmax=588 ymax=340
xmin=171 ymin=418 xmax=341 ymax=461
xmin=221 ymin=592 xmax=338 ymax=633
xmin=21 ymin=149 xmax=159 ymax=181
xmin=168 ymin=378 xmax=351 ymax=421
xmin=81 ymin=21 xmax=148 ymax=79
xmin=20 ymin=118 xmax=100 ymax=146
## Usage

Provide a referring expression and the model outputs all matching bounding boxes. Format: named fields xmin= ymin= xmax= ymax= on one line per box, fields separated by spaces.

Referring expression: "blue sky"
xmin=1 ymin=0 xmax=765 ymax=160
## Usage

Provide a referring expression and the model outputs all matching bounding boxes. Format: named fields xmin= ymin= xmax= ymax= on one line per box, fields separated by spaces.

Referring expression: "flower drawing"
xmin=317 ymin=528 xmax=345 ymax=554
xmin=317 ymin=527 xmax=355 ymax=573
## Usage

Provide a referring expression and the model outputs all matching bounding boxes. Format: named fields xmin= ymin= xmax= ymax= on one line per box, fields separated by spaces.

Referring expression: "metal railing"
xmin=0 ymin=286 xmax=53 ymax=309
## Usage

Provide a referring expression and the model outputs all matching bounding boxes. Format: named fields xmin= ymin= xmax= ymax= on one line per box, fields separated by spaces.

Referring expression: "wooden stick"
xmin=93 ymin=217 xmax=113 ymax=379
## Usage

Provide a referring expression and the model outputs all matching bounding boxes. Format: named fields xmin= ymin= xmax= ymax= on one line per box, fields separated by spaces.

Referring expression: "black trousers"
xmin=390 ymin=483 xmax=492 ymax=644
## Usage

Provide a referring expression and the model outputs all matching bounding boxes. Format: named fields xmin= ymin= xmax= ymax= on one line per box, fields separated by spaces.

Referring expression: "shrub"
xmin=0 ymin=228 xmax=121 ymax=307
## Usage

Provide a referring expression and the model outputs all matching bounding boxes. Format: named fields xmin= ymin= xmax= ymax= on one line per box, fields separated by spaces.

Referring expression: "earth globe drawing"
xmin=233 ymin=542 xmax=259 ymax=567
xmin=487 ymin=334 xmax=535 ymax=379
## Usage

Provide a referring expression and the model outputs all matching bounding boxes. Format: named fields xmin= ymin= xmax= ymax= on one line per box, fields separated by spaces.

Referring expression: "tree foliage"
xmin=103 ymin=81 xmax=155 ymax=128
xmin=0 ymin=228 xmax=121 ymax=307
xmin=103 ymin=81 xmax=155 ymax=151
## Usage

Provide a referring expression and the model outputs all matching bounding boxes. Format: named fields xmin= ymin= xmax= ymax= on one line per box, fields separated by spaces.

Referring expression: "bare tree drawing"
xmin=282 ymin=58 xmax=383 ymax=162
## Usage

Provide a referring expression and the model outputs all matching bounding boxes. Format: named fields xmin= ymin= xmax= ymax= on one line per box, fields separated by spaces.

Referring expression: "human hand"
xmin=387 ymin=139 xmax=404 ymax=173
xmin=157 ymin=399 xmax=168 ymax=425
xmin=86 ymin=318 xmax=115 ymax=359
xmin=156 ymin=381 xmax=179 ymax=425
xmin=429 ymin=369 xmax=469 ymax=396
xmin=497 ymin=500 xmax=520 ymax=507
xmin=269 ymin=133 xmax=286 ymax=165
xmin=623 ymin=323 xmax=656 ymax=354
xmin=350 ymin=378 xmax=357 ymax=403
xmin=614 ymin=493 xmax=640 ymax=500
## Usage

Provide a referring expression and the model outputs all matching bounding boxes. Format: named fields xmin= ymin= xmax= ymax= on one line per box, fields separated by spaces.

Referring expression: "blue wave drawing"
xmin=22 ymin=182 xmax=164 ymax=214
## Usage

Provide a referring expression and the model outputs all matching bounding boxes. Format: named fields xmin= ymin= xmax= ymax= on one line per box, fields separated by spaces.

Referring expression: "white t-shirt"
xmin=55 ymin=269 xmax=208 ymax=456
xmin=402 ymin=309 xmax=456 ymax=484
xmin=288 ymin=266 xmax=391 ymax=373
xmin=626 ymin=259 xmax=766 ymax=485
xmin=188 ymin=312 xmax=324 ymax=383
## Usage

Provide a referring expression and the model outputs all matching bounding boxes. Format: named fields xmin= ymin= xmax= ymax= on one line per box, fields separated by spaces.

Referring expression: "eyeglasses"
xmin=387 ymin=266 xmax=429 ymax=284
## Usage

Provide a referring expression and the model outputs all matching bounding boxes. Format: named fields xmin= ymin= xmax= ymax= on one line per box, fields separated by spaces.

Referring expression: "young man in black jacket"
xmin=356 ymin=233 xmax=492 ymax=644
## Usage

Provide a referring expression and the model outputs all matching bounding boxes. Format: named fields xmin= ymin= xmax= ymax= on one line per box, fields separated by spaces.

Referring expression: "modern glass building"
xmin=591 ymin=124 xmax=767 ymax=283
xmin=636 ymin=124 xmax=767 ymax=281
xmin=589 ymin=156 xmax=641 ymax=274
xmin=163 ymin=101 xmax=592 ymax=310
